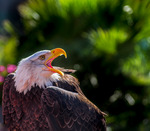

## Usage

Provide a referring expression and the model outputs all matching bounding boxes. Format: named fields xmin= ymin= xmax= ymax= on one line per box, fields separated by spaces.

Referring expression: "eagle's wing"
xmin=2 ymin=74 xmax=49 ymax=131
xmin=41 ymin=86 xmax=106 ymax=131
xmin=2 ymin=74 xmax=15 ymax=129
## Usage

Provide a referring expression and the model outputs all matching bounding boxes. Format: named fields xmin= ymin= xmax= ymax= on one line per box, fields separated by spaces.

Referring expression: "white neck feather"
xmin=14 ymin=59 xmax=61 ymax=94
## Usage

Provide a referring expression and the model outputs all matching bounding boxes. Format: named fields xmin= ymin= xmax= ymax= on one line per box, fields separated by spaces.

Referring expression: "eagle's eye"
xmin=39 ymin=55 xmax=45 ymax=60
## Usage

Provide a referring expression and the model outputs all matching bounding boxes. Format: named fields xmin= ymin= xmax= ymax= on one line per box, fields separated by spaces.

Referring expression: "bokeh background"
xmin=0 ymin=0 xmax=150 ymax=130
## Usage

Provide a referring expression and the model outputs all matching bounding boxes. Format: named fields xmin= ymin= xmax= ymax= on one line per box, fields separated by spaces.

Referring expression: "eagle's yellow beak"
xmin=44 ymin=48 xmax=67 ymax=76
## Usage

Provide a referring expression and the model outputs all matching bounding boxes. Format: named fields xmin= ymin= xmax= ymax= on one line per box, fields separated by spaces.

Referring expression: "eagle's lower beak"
xmin=45 ymin=48 xmax=67 ymax=76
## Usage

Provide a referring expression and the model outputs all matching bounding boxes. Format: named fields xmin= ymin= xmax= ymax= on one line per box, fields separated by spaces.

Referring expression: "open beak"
xmin=44 ymin=48 xmax=67 ymax=76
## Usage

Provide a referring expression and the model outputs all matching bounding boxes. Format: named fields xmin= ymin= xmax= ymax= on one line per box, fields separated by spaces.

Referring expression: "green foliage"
xmin=123 ymin=39 xmax=150 ymax=85
xmin=87 ymin=28 xmax=128 ymax=55
xmin=1 ymin=0 xmax=150 ymax=130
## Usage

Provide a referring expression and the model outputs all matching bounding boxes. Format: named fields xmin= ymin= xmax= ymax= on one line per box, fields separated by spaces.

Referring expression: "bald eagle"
xmin=2 ymin=48 xmax=106 ymax=131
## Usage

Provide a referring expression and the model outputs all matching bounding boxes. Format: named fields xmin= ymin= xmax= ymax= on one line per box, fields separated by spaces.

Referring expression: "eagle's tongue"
xmin=46 ymin=57 xmax=64 ymax=76
xmin=46 ymin=57 xmax=55 ymax=68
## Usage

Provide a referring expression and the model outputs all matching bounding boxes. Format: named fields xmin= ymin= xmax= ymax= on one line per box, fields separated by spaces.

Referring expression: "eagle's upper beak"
xmin=44 ymin=48 xmax=67 ymax=76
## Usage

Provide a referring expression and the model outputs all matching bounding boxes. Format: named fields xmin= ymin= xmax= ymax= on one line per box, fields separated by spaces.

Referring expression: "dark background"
xmin=1 ymin=0 xmax=150 ymax=130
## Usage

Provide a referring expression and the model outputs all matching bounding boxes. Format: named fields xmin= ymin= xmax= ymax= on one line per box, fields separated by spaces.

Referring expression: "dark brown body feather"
xmin=2 ymin=69 xmax=106 ymax=131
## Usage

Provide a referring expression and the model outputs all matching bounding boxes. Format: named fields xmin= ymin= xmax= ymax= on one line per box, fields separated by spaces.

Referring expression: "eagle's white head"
xmin=14 ymin=48 xmax=67 ymax=94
